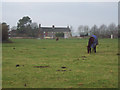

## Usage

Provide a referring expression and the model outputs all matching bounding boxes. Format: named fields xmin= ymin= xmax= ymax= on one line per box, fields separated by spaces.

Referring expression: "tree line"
xmin=78 ymin=23 xmax=119 ymax=38
xmin=1 ymin=16 xmax=120 ymax=42
xmin=1 ymin=16 xmax=39 ymax=42
xmin=15 ymin=16 xmax=39 ymax=37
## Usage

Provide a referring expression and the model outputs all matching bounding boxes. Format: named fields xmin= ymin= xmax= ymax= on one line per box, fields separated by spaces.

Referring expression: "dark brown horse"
xmin=87 ymin=36 xmax=98 ymax=53
xmin=56 ymin=37 xmax=59 ymax=41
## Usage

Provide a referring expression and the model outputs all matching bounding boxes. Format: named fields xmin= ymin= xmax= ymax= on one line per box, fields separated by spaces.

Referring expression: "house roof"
xmin=40 ymin=27 xmax=71 ymax=32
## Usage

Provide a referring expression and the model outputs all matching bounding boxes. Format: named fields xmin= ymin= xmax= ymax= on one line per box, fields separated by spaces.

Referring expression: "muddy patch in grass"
xmin=56 ymin=69 xmax=71 ymax=71
xmin=16 ymin=64 xmax=24 ymax=67
xmin=116 ymin=53 xmax=120 ymax=56
xmin=13 ymin=47 xmax=16 ymax=49
xmin=81 ymin=56 xmax=87 ymax=60
xmin=56 ymin=66 xmax=71 ymax=72
xmin=33 ymin=66 xmax=50 ymax=68
xmin=24 ymin=83 xmax=27 ymax=87
xmin=42 ymin=48 xmax=46 ymax=49
xmin=16 ymin=64 xmax=20 ymax=67
xmin=56 ymin=70 xmax=67 ymax=71
xmin=61 ymin=66 xmax=66 ymax=68
xmin=74 ymin=56 xmax=87 ymax=61
xmin=81 ymin=56 xmax=87 ymax=58
xmin=107 ymin=45 xmax=109 ymax=47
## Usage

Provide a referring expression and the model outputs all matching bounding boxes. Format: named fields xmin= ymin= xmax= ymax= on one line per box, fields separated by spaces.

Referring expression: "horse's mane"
xmin=88 ymin=37 xmax=94 ymax=47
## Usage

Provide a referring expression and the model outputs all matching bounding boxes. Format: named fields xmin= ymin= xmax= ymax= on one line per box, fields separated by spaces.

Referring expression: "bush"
xmin=2 ymin=22 xmax=9 ymax=41
xmin=55 ymin=32 xmax=64 ymax=37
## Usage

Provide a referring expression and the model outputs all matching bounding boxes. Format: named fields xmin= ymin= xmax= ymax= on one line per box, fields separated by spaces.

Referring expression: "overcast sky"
xmin=2 ymin=2 xmax=118 ymax=32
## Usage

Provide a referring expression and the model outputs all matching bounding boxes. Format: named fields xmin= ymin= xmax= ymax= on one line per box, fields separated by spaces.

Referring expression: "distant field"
xmin=2 ymin=38 xmax=118 ymax=88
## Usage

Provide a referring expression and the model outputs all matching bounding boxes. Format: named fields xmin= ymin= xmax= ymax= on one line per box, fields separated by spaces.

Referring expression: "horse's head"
xmin=87 ymin=37 xmax=94 ymax=53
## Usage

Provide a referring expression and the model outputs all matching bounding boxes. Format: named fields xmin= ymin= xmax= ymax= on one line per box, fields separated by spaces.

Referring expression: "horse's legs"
xmin=87 ymin=46 xmax=89 ymax=53
xmin=90 ymin=47 xmax=91 ymax=53
xmin=94 ymin=46 xmax=96 ymax=53
xmin=87 ymin=46 xmax=91 ymax=54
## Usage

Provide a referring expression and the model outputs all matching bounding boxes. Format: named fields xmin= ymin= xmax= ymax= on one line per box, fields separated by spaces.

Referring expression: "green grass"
xmin=2 ymin=38 xmax=118 ymax=88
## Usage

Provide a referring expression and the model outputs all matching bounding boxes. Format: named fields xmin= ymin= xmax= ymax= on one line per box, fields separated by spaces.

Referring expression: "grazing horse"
xmin=87 ymin=35 xmax=98 ymax=54
xmin=56 ymin=37 xmax=59 ymax=41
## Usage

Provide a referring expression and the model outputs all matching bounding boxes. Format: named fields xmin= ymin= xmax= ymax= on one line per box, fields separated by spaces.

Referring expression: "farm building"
xmin=9 ymin=30 xmax=17 ymax=37
xmin=9 ymin=24 xmax=72 ymax=39
xmin=38 ymin=24 xmax=72 ymax=39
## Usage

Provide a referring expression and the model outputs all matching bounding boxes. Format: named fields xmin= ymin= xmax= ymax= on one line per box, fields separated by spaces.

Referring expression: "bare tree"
xmin=99 ymin=24 xmax=107 ymax=38
xmin=69 ymin=25 xmax=74 ymax=36
xmin=90 ymin=25 xmax=99 ymax=36
xmin=118 ymin=25 xmax=120 ymax=38
xmin=108 ymin=23 xmax=116 ymax=34
xmin=113 ymin=25 xmax=118 ymax=38
xmin=78 ymin=25 xmax=89 ymax=36
xmin=83 ymin=25 xmax=89 ymax=35
xmin=30 ymin=22 xmax=38 ymax=29
xmin=0 ymin=22 xmax=2 ymax=42
xmin=78 ymin=25 xmax=84 ymax=36
xmin=78 ymin=23 xmax=118 ymax=38
xmin=11 ymin=26 xmax=17 ymax=31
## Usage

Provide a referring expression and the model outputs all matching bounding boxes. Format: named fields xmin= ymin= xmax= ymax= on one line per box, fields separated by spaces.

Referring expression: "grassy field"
xmin=2 ymin=38 xmax=118 ymax=88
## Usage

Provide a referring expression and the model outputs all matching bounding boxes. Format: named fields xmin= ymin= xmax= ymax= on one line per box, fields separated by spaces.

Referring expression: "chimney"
xmin=67 ymin=26 xmax=69 ymax=28
xmin=39 ymin=24 xmax=41 ymax=28
xmin=52 ymin=25 xmax=55 ymax=28
xmin=38 ymin=24 xmax=41 ymax=38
